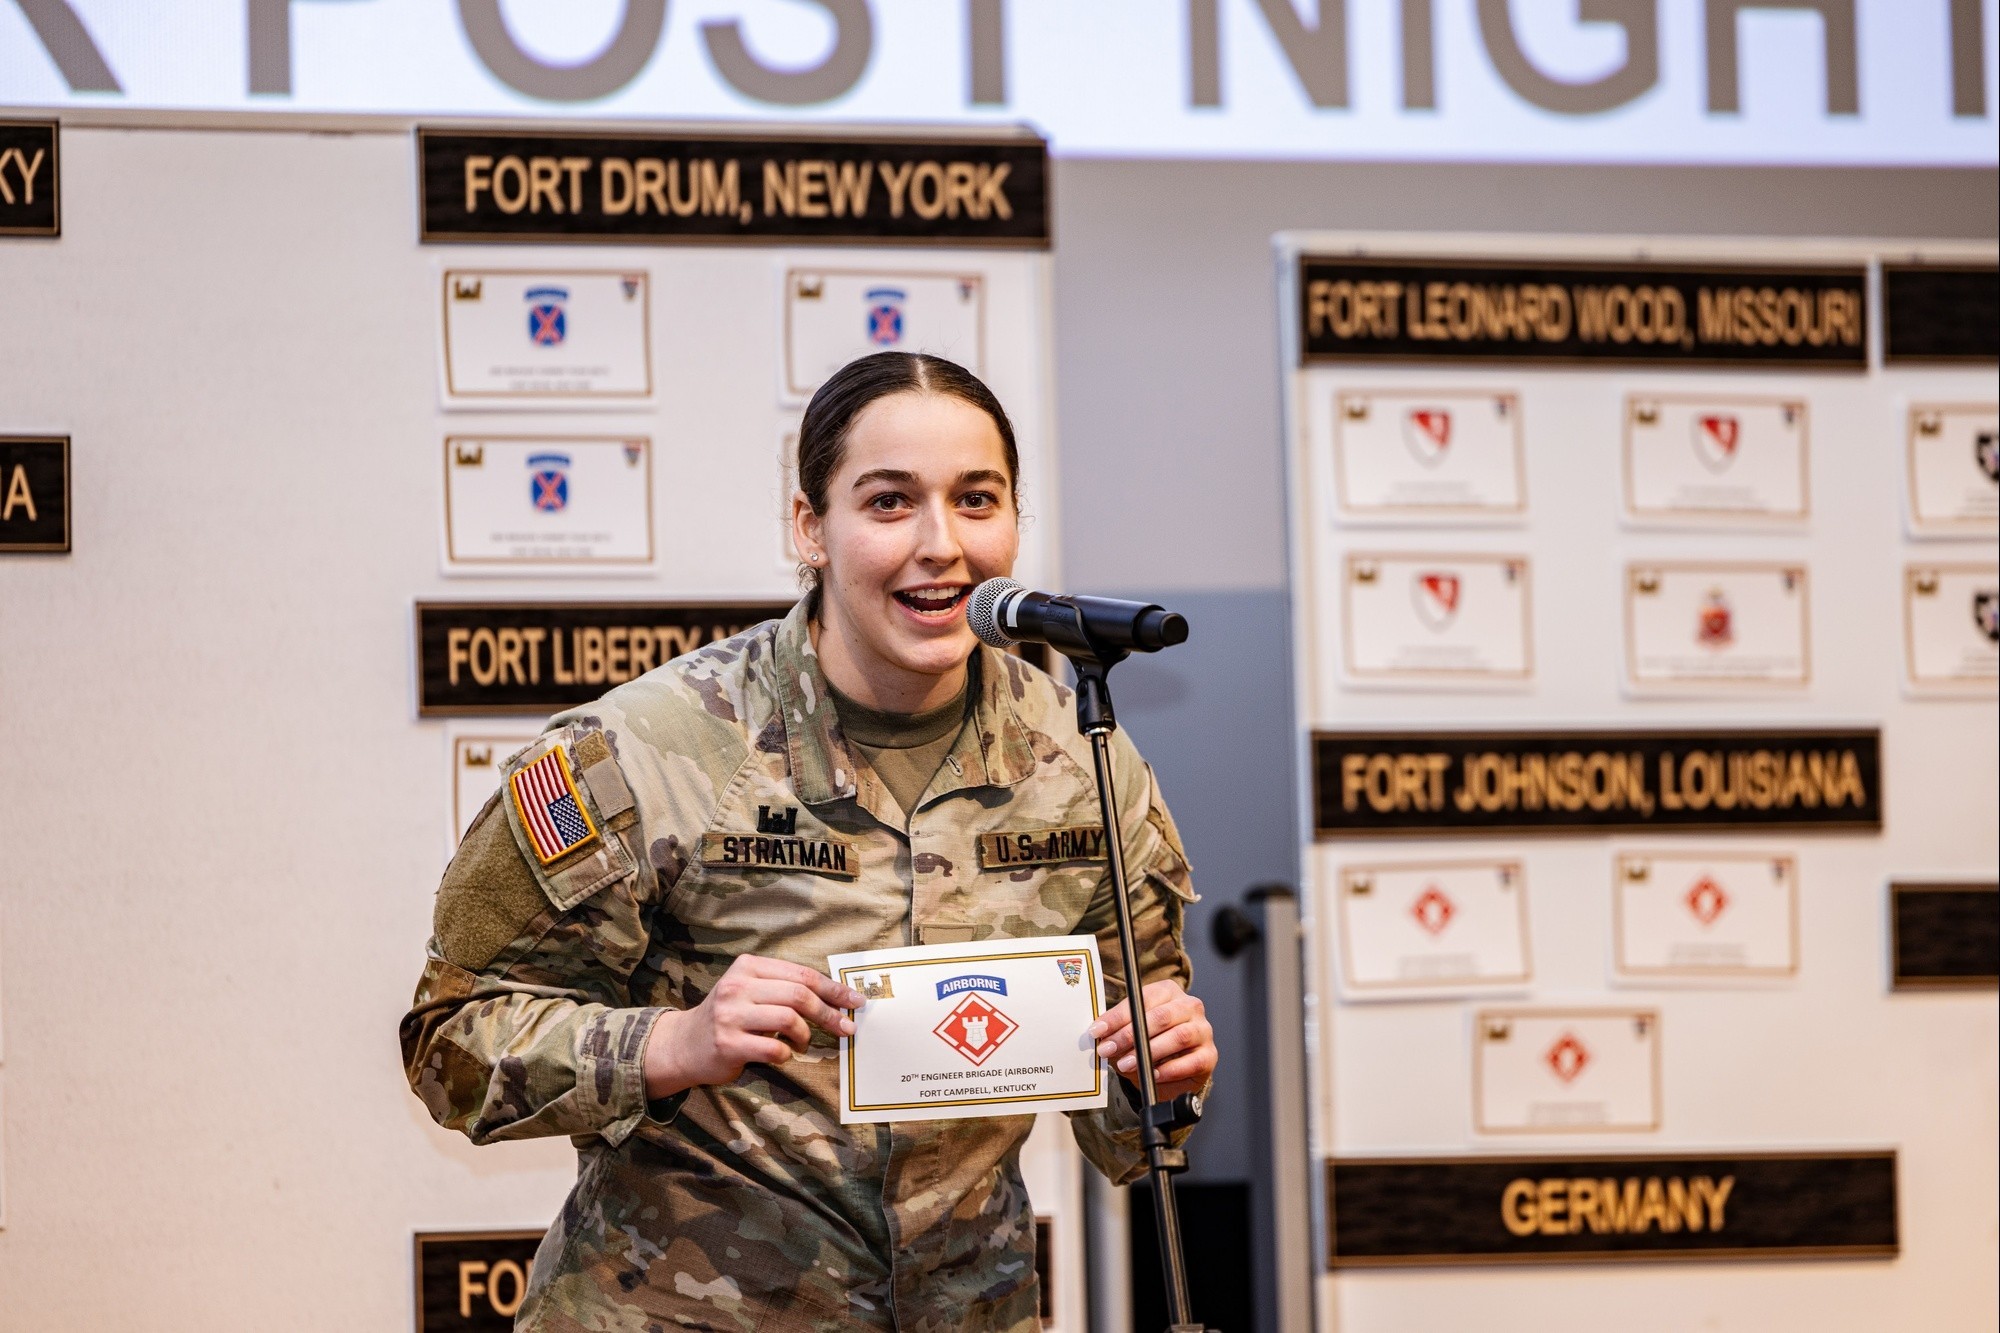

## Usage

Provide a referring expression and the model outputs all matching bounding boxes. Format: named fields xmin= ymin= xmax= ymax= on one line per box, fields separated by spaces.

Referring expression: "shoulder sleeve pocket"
xmin=500 ymin=726 xmax=638 ymax=912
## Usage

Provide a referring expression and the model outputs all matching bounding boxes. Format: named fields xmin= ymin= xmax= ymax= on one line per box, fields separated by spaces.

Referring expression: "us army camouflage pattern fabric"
xmin=402 ymin=600 xmax=1197 ymax=1332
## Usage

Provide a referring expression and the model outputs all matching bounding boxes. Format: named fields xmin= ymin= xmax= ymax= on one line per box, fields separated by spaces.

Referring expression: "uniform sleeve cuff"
xmin=580 ymin=1006 xmax=672 ymax=1147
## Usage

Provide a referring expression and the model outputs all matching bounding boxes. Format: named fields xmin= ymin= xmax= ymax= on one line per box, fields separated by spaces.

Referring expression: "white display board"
xmin=0 ymin=118 xmax=1082 ymax=1332
xmin=1279 ymin=234 xmax=1997 ymax=1331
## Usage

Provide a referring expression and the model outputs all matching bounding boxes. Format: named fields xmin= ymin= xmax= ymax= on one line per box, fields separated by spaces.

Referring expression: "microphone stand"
xmin=1038 ymin=600 xmax=1210 ymax=1333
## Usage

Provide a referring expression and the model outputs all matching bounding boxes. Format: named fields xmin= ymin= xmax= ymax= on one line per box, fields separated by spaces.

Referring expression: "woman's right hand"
xmin=642 ymin=954 xmax=865 ymax=1100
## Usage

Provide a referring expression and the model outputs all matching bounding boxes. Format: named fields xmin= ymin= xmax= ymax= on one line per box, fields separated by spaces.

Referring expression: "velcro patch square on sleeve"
xmin=510 ymin=745 xmax=601 ymax=865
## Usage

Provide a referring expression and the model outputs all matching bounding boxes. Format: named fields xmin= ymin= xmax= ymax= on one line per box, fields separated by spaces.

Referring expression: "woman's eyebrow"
xmin=850 ymin=468 xmax=919 ymax=489
xmin=957 ymin=469 xmax=1009 ymax=487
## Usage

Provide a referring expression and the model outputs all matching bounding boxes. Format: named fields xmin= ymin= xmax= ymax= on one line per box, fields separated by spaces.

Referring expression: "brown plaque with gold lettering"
xmin=415 ymin=1231 xmax=543 ymax=1332
xmin=1327 ymin=1152 xmax=1898 ymax=1267
xmin=418 ymin=128 xmax=1048 ymax=248
xmin=0 ymin=119 xmax=58 ymax=237
xmin=1891 ymin=881 xmax=1999 ymax=990
xmin=1299 ymin=255 xmax=1867 ymax=369
xmin=415 ymin=601 xmax=790 ymax=716
xmin=1882 ymin=264 xmax=1999 ymax=363
xmin=1314 ymin=728 xmax=1881 ymax=837
xmin=0 ymin=435 xmax=69 ymax=553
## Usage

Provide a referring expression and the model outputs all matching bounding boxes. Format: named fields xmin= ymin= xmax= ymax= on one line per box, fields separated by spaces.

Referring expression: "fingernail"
xmin=1096 ymin=1040 xmax=1115 ymax=1057
xmin=1118 ymin=1056 xmax=1136 ymax=1073
xmin=841 ymin=1018 xmax=855 ymax=1036
xmin=1087 ymin=1022 xmax=1105 ymax=1038
xmin=847 ymin=990 xmax=865 ymax=1006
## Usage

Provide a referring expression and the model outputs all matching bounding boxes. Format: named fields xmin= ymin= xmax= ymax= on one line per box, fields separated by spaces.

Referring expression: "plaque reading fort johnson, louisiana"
xmin=1335 ymin=859 xmax=1530 ymax=999
xmin=1904 ymin=402 xmax=1998 ymax=537
xmin=1325 ymin=1151 xmax=1898 ymax=1267
xmin=416 ymin=602 xmax=788 ymax=715
xmin=1623 ymin=562 xmax=1809 ymax=695
xmin=1300 ymin=256 xmax=1866 ymax=369
xmin=443 ymin=436 xmax=653 ymax=572
xmin=1313 ymin=728 xmax=1881 ymax=837
xmin=1622 ymin=394 xmax=1808 ymax=526
xmin=0 ymin=436 xmax=68 ymax=553
xmin=440 ymin=269 xmax=651 ymax=406
xmin=419 ymin=128 xmax=1049 ymax=248
xmin=1341 ymin=552 xmax=1532 ymax=688
xmin=1474 ymin=1008 xmax=1660 ymax=1135
xmin=783 ymin=268 xmax=986 ymax=403
xmin=1903 ymin=564 xmax=2000 ymax=696
xmin=0 ymin=120 xmax=58 ymax=237
xmin=1331 ymin=389 xmax=1525 ymax=520
xmin=831 ymin=936 xmax=1107 ymax=1125
xmin=1890 ymin=882 xmax=1999 ymax=990
xmin=414 ymin=1230 xmax=543 ymax=1332
xmin=1614 ymin=851 xmax=1799 ymax=982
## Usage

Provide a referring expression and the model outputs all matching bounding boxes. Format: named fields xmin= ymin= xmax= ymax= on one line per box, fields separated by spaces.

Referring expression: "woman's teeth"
xmin=895 ymin=587 xmax=967 ymax=616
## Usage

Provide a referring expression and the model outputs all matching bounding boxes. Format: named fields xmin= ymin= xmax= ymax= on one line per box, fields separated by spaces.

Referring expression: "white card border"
xmin=1610 ymin=849 xmax=1801 ymax=983
xmin=1901 ymin=560 xmax=2000 ymax=697
xmin=438 ymin=266 xmax=655 ymax=408
xmin=440 ymin=432 xmax=657 ymax=575
xmin=1334 ymin=856 xmax=1533 ymax=998
xmin=1339 ymin=550 xmax=1536 ymax=690
xmin=1621 ymin=559 xmax=1811 ymax=696
xmin=1471 ymin=1005 xmax=1663 ymax=1137
xmin=1619 ymin=391 xmax=1810 ymax=528
xmin=1903 ymin=400 xmax=1999 ymax=540
xmin=778 ymin=265 xmax=989 ymax=404
xmin=1329 ymin=387 xmax=1528 ymax=525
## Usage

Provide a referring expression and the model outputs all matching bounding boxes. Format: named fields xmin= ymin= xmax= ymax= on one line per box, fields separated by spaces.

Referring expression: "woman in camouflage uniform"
xmin=401 ymin=352 xmax=1217 ymax=1331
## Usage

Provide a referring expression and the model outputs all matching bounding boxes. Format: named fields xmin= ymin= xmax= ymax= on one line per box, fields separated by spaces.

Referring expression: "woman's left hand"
xmin=1088 ymin=980 xmax=1216 ymax=1102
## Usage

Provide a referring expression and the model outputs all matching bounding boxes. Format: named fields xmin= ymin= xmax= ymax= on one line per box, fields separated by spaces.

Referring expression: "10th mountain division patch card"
xmin=830 ymin=935 xmax=1108 ymax=1125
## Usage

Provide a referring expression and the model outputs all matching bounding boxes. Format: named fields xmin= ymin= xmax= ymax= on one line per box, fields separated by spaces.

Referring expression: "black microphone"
xmin=966 ymin=578 xmax=1189 ymax=655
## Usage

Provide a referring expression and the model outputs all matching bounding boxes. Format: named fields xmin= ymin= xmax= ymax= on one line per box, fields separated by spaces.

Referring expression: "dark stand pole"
xmin=1056 ymin=613 xmax=1210 ymax=1333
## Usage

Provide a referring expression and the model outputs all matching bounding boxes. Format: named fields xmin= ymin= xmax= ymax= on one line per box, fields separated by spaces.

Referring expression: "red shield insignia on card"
xmin=1694 ymin=413 xmax=1740 ymax=472
xmin=1403 ymin=409 xmax=1452 ymax=466
xmin=1410 ymin=885 xmax=1455 ymax=936
xmin=933 ymin=994 xmax=1019 ymax=1067
xmin=1413 ymin=572 xmax=1461 ymax=630
xmin=1685 ymin=875 xmax=1729 ymax=926
xmin=1545 ymin=1034 xmax=1590 ymax=1083
xmin=1697 ymin=589 xmax=1733 ymax=648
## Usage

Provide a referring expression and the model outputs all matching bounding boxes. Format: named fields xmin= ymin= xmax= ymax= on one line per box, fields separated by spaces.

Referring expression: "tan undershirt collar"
xmin=828 ymin=664 xmax=976 ymax=821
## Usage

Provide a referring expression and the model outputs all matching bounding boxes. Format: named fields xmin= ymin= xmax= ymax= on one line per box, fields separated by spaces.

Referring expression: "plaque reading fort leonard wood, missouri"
xmin=1623 ymin=561 xmax=1808 ymax=695
xmin=830 ymin=936 xmax=1107 ymax=1125
xmin=1613 ymin=851 xmax=1799 ymax=983
xmin=1622 ymin=394 xmax=1808 ymax=526
xmin=1331 ymin=389 xmax=1525 ymax=522
xmin=439 ymin=269 xmax=651 ymax=406
xmin=0 ymin=120 xmax=57 ymax=237
xmin=1299 ymin=255 xmax=1867 ymax=370
xmin=1474 ymin=1008 xmax=1660 ymax=1135
xmin=416 ymin=602 xmax=789 ymax=716
xmin=1902 ymin=564 xmax=1999 ymax=697
xmin=1340 ymin=552 xmax=1532 ymax=688
xmin=1333 ymin=858 xmax=1531 ymax=1000
xmin=1313 ymin=728 xmax=1881 ymax=837
xmin=0 ymin=436 xmax=68 ymax=553
xmin=1904 ymin=402 xmax=1998 ymax=538
xmin=1325 ymin=1151 xmax=1898 ymax=1267
xmin=418 ymin=128 xmax=1049 ymax=248
xmin=414 ymin=1231 xmax=542 ymax=1333
xmin=782 ymin=268 xmax=986 ymax=403
xmin=443 ymin=436 xmax=653 ymax=573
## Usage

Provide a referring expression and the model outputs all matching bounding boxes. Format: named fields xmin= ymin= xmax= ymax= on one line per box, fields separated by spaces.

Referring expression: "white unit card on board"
xmin=443 ymin=436 xmax=654 ymax=573
xmin=1340 ymin=552 xmax=1532 ymax=688
xmin=1613 ymin=851 xmax=1799 ymax=983
xmin=1335 ymin=859 xmax=1531 ymax=999
xmin=1903 ymin=564 xmax=2000 ymax=696
xmin=440 ymin=269 xmax=652 ymax=406
xmin=782 ymin=269 xmax=985 ymax=402
xmin=1623 ymin=562 xmax=1809 ymax=695
xmin=1474 ymin=1008 xmax=1661 ymax=1135
xmin=448 ymin=730 xmax=541 ymax=851
xmin=776 ymin=424 xmax=802 ymax=573
xmin=1622 ymin=393 xmax=1808 ymax=526
xmin=1905 ymin=402 xmax=1998 ymax=537
xmin=1330 ymin=389 xmax=1526 ymax=521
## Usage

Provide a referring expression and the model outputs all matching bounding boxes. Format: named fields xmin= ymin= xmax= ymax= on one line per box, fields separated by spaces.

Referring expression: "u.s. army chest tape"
xmin=502 ymin=726 xmax=639 ymax=912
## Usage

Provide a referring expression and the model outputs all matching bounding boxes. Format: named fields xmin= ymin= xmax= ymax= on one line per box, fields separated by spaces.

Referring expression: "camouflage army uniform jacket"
xmin=400 ymin=600 xmax=1197 ymax=1332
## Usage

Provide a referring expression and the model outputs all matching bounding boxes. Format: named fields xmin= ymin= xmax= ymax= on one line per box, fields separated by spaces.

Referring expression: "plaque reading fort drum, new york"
xmin=0 ymin=435 xmax=68 ymax=553
xmin=416 ymin=602 xmax=789 ymax=715
xmin=414 ymin=1230 xmax=544 ymax=1332
xmin=1330 ymin=389 xmax=1525 ymax=521
xmin=1622 ymin=394 xmax=1808 ymax=526
xmin=1334 ymin=858 xmax=1531 ymax=999
xmin=0 ymin=119 xmax=58 ymax=237
xmin=443 ymin=435 xmax=653 ymax=572
xmin=1474 ymin=1008 xmax=1660 ymax=1135
xmin=831 ymin=936 xmax=1107 ymax=1125
xmin=1613 ymin=851 xmax=1799 ymax=983
xmin=1623 ymin=562 xmax=1809 ymax=695
xmin=783 ymin=268 xmax=986 ymax=403
xmin=1904 ymin=402 xmax=1998 ymax=537
xmin=1312 ymin=728 xmax=1881 ymax=837
xmin=439 ymin=269 xmax=651 ymax=406
xmin=1340 ymin=552 xmax=1532 ymax=688
xmin=1902 ymin=564 xmax=2000 ymax=696
xmin=1325 ymin=1151 xmax=1898 ymax=1267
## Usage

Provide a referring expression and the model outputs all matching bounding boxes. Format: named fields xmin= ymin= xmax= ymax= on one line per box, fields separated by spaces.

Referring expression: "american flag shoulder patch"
xmin=509 ymin=744 xmax=601 ymax=865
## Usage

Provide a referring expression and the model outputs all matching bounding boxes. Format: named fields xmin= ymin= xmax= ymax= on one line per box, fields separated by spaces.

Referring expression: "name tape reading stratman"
xmin=1300 ymin=256 xmax=1867 ymax=369
xmin=416 ymin=601 xmax=789 ymax=715
xmin=1314 ymin=728 xmax=1882 ymax=836
xmin=1326 ymin=1152 xmax=1897 ymax=1267
xmin=419 ymin=128 xmax=1048 ymax=247
xmin=699 ymin=831 xmax=858 ymax=880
